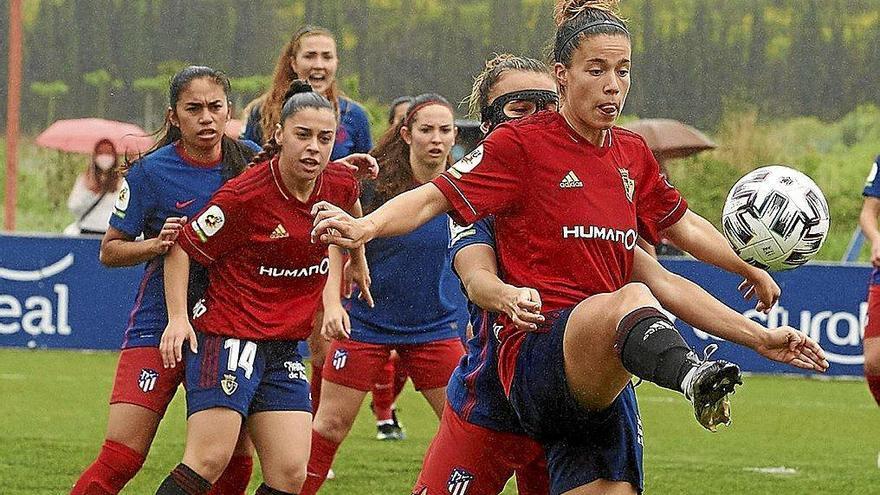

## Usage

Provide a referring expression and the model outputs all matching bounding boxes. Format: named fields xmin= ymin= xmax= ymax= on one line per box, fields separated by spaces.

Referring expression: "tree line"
xmin=1 ymin=0 xmax=879 ymax=134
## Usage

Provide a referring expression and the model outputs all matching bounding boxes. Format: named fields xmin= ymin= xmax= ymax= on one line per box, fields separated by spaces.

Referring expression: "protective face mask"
xmin=95 ymin=154 xmax=115 ymax=171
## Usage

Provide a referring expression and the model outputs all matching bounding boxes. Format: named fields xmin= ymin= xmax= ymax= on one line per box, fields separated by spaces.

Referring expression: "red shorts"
xmin=109 ymin=347 xmax=184 ymax=414
xmin=323 ymin=338 xmax=464 ymax=391
xmin=866 ymin=285 xmax=880 ymax=339
xmin=413 ymin=404 xmax=548 ymax=495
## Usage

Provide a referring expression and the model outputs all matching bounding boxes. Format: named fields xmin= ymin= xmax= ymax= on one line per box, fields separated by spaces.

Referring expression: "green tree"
xmin=29 ymin=80 xmax=70 ymax=127
xmin=83 ymin=69 xmax=123 ymax=118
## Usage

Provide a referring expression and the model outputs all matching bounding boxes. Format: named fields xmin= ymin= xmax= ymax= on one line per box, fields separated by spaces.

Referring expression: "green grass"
xmin=1 ymin=348 xmax=877 ymax=494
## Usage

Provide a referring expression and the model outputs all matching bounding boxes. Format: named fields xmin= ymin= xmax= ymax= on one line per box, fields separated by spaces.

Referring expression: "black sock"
xmin=156 ymin=464 xmax=212 ymax=495
xmin=614 ymin=307 xmax=696 ymax=393
xmin=255 ymin=483 xmax=298 ymax=495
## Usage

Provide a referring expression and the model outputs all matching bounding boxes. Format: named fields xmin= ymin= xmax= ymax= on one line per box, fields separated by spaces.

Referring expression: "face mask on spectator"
xmin=94 ymin=154 xmax=115 ymax=171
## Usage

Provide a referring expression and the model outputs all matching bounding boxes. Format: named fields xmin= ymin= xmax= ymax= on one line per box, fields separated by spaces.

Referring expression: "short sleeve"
xmin=634 ymin=147 xmax=688 ymax=244
xmin=108 ymin=164 xmax=151 ymax=238
xmin=431 ymin=125 xmax=527 ymax=226
xmin=864 ymin=156 xmax=880 ymax=198
xmin=178 ymin=187 xmax=245 ymax=266
xmin=350 ymin=104 xmax=373 ymax=153
xmin=240 ymin=104 xmax=264 ymax=144
xmin=449 ymin=216 xmax=496 ymax=261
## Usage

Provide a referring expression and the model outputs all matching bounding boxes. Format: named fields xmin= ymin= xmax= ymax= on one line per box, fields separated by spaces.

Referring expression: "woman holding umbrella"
xmin=65 ymin=138 xmax=123 ymax=235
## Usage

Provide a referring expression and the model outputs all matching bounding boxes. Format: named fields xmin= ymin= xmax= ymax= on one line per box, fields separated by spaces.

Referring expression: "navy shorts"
xmin=184 ymin=332 xmax=312 ymax=418
xmin=508 ymin=308 xmax=644 ymax=495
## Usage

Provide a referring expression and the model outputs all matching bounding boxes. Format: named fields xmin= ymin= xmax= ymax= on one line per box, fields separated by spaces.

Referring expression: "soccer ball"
xmin=721 ymin=165 xmax=830 ymax=271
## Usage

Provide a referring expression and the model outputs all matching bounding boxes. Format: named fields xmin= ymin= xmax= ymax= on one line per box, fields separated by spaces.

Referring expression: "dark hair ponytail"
xmin=553 ymin=0 xmax=629 ymax=66
xmin=246 ymin=79 xmax=333 ymax=168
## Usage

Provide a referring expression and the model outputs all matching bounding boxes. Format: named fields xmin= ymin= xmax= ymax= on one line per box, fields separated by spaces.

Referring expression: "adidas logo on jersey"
xmin=270 ymin=224 xmax=289 ymax=239
xmin=560 ymin=171 xmax=583 ymax=188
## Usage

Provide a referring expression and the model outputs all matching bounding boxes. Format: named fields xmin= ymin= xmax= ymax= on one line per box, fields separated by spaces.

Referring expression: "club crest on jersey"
xmin=618 ymin=168 xmax=635 ymax=202
xmin=447 ymin=468 xmax=474 ymax=495
xmin=332 ymin=349 xmax=348 ymax=370
xmin=221 ymin=373 xmax=238 ymax=396
xmin=114 ymin=179 xmax=131 ymax=218
xmin=270 ymin=223 xmax=289 ymax=239
xmin=449 ymin=145 xmax=483 ymax=179
xmin=193 ymin=205 xmax=225 ymax=242
xmin=138 ymin=368 xmax=159 ymax=392
xmin=284 ymin=361 xmax=307 ymax=381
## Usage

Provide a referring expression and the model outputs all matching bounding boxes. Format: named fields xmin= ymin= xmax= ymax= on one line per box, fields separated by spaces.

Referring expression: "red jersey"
xmin=431 ymin=111 xmax=687 ymax=390
xmin=179 ymin=157 xmax=359 ymax=341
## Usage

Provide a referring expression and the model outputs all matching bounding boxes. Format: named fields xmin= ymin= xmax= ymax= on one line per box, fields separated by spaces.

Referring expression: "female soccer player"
xmin=241 ymin=25 xmax=372 ymax=159
xmin=414 ymin=53 xmax=558 ymax=495
xmin=155 ymin=81 xmax=362 ymax=495
xmin=860 ymin=155 xmax=880 ymax=407
xmin=301 ymin=94 xmax=470 ymax=495
xmin=312 ymin=2 xmax=829 ymax=494
xmin=70 ymin=66 xmax=259 ymax=495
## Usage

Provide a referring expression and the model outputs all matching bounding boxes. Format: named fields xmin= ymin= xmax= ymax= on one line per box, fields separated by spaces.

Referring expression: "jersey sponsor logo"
xmin=618 ymin=168 xmax=635 ymax=202
xmin=448 ymin=144 xmax=483 ymax=179
xmin=448 ymin=218 xmax=476 ymax=247
xmin=175 ymin=198 xmax=196 ymax=210
xmin=258 ymin=258 xmax=330 ymax=278
xmin=867 ymin=162 xmax=878 ymax=187
xmin=193 ymin=205 xmax=225 ymax=242
xmin=114 ymin=179 xmax=131 ymax=218
xmin=221 ymin=373 xmax=238 ymax=395
xmin=138 ymin=368 xmax=159 ymax=392
xmin=284 ymin=360 xmax=307 ymax=381
xmin=270 ymin=223 xmax=289 ymax=239
xmin=447 ymin=468 xmax=474 ymax=495
xmin=192 ymin=298 xmax=207 ymax=319
xmin=332 ymin=349 xmax=348 ymax=370
xmin=559 ymin=170 xmax=583 ymax=188
xmin=562 ymin=225 xmax=638 ymax=250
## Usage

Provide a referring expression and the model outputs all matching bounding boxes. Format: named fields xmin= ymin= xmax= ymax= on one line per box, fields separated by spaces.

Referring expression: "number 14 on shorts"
xmin=225 ymin=338 xmax=257 ymax=379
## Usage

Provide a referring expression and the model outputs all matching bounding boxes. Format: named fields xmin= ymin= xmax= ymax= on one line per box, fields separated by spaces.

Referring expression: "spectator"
xmin=65 ymin=139 xmax=122 ymax=235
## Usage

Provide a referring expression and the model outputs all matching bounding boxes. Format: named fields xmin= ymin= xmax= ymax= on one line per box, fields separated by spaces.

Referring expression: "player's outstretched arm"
xmin=322 ymin=246 xmax=351 ymax=340
xmin=160 ymin=243 xmax=197 ymax=368
xmin=311 ymin=183 xmax=451 ymax=249
xmin=631 ymin=248 xmax=828 ymax=372
xmin=453 ymin=243 xmax=543 ymax=331
xmin=663 ymin=209 xmax=780 ymax=313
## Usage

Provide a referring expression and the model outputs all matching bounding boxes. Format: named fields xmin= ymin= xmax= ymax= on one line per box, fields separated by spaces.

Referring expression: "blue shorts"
xmin=508 ymin=308 xmax=644 ymax=495
xmin=184 ymin=332 xmax=312 ymax=418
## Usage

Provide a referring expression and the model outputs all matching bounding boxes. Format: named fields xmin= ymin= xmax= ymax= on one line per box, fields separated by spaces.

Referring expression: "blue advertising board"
xmin=0 ymin=233 xmax=142 ymax=350
xmin=0 ymin=234 xmax=872 ymax=376
xmin=660 ymin=258 xmax=870 ymax=377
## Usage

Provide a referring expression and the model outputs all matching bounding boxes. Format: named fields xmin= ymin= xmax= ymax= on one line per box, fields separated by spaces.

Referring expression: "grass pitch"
xmin=1 ymin=348 xmax=877 ymax=494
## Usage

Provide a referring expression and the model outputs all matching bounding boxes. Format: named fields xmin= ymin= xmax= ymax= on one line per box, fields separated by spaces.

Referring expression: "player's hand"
xmin=871 ymin=241 xmax=880 ymax=267
xmin=738 ymin=269 xmax=780 ymax=314
xmin=322 ymin=303 xmax=351 ymax=340
xmin=497 ymin=285 xmax=544 ymax=331
xmin=159 ymin=316 xmax=198 ymax=368
xmin=754 ymin=326 xmax=829 ymax=372
xmin=311 ymin=201 xmax=373 ymax=249
xmin=343 ymin=256 xmax=374 ymax=308
xmin=336 ymin=153 xmax=379 ymax=180
xmin=149 ymin=216 xmax=187 ymax=256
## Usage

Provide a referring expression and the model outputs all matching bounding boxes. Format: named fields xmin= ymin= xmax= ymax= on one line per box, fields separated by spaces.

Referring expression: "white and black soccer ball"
xmin=721 ymin=165 xmax=830 ymax=271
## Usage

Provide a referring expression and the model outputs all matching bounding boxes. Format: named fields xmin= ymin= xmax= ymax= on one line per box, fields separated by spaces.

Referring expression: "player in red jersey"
xmin=155 ymin=81 xmax=364 ymax=495
xmin=70 ymin=66 xmax=259 ymax=495
xmin=413 ymin=54 xmax=557 ymax=495
xmin=301 ymin=94 xmax=469 ymax=495
xmin=312 ymin=2 xmax=829 ymax=494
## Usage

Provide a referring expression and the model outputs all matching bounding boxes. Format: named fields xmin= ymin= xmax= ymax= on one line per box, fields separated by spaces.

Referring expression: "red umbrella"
xmin=35 ymin=118 xmax=155 ymax=155
xmin=622 ymin=118 xmax=716 ymax=160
